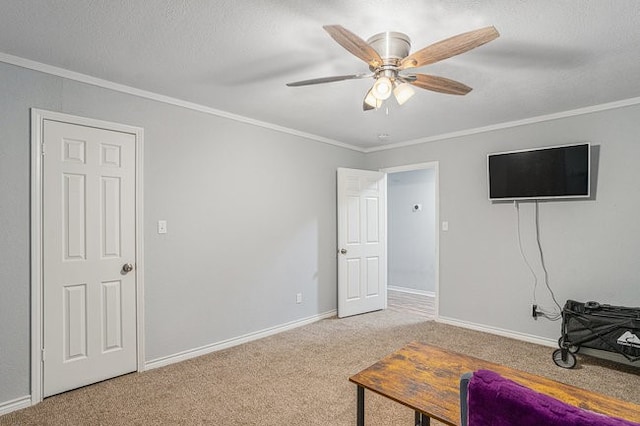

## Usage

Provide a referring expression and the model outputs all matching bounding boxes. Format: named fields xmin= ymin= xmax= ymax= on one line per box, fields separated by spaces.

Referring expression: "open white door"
xmin=337 ymin=168 xmax=387 ymax=318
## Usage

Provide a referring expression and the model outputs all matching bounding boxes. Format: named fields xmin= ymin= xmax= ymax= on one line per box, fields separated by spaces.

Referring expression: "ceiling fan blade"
xmin=400 ymin=26 xmax=500 ymax=70
xmin=286 ymin=73 xmax=371 ymax=87
xmin=408 ymin=74 xmax=472 ymax=95
xmin=323 ymin=25 xmax=383 ymax=68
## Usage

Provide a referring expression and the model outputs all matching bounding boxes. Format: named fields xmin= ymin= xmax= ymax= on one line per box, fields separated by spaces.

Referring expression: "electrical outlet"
xmin=296 ymin=293 xmax=302 ymax=304
xmin=532 ymin=304 xmax=538 ymax=318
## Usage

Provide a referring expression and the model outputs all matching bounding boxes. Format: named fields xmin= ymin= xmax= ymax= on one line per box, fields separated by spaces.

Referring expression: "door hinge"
xmin=41 ymin=142 xmax=46 ymax=156
xmin=41 ymin=348 xmax=45 ymax=361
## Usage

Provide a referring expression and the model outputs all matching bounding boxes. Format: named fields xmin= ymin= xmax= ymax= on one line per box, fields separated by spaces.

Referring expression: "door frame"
xmin=30 ymin=109 xmax=145 ymax=404
xmin=381 ymin=162 xmax=440 ymax=319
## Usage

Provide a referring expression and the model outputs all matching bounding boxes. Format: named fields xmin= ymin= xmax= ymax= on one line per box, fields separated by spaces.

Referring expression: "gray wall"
xmin=0 ymin=61 xmax=364 ymax=404
xmin=366 ymin=104 xmax=640 ymax=340
xmin=388 ymin=169 xmax=436 ymax=292
xmin=2 ymin=57 xmax=640 ymax=408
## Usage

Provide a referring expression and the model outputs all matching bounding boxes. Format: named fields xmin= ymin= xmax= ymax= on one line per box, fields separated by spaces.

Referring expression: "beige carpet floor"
xmin=2 ymin=309 xmax=638 ymax=425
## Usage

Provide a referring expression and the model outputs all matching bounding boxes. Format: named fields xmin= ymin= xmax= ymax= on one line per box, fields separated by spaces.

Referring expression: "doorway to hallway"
xmin=387 ymin=288 xmax=435 ymax=318
xmin=384 ymin=162 xmax=438 ymax=319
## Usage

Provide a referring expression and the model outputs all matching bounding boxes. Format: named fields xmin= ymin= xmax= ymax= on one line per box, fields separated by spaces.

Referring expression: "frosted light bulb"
xmin=372 ymin=77 xmax=392 ymax=100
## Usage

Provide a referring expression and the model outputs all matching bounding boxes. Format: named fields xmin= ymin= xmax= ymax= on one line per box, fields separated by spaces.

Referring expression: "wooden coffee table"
xmin=349 ymin=341 xmax=640 ymax=425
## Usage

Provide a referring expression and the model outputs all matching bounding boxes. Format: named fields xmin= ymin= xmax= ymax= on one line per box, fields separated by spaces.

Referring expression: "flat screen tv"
xmin=487 ymin=143 xmax=590 ymax=201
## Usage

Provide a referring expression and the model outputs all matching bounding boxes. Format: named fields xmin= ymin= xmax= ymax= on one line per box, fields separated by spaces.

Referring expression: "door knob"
xmin=340 ymin=248 xmax=347 ymax=255
xmin=122 ymin=263 xmax=134 ymax=273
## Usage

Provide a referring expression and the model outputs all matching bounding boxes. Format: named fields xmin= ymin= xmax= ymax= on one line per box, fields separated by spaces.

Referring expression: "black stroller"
xmin=553 ymin=299 xmax=640 ymax=368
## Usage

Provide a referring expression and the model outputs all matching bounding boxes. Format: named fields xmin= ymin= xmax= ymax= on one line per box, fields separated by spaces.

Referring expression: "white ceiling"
xmin=2 ymin=1 xmax=640 ymax=150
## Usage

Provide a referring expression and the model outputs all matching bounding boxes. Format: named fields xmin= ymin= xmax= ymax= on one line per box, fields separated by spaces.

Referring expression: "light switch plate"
xmin=158 ymin=220 xmax=167 ymax=234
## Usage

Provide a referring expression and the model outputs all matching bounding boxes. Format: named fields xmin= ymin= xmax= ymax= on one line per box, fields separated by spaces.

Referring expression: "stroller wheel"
xmin=552 ymin=349 xmax=577 ymax=369
xmin=558 ymin=337 xmax=580 ymax=353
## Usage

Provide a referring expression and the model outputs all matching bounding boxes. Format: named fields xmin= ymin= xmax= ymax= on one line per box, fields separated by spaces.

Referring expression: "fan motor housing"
xmin=366 ymin=32 xmax=411 ymax=67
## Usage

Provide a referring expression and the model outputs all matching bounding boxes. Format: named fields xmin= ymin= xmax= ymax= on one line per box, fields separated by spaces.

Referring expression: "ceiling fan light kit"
xmin=364 ymin=89 xmax=382 ymax=109
xmin=286 ymin=24 xmax=500 ymax=111
xmin=372 ymin=75 xmax=393 ymax=100
xmin=393 ymin=82 xmax=415 ymax=105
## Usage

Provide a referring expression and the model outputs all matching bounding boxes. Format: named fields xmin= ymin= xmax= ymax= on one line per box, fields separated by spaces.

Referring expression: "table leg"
xmin=357 ymin=385 xmax=365 ymax=426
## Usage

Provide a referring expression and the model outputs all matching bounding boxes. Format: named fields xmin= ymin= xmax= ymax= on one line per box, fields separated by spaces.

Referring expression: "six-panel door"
xmin=43 ymin=120 xmax=137 ymax=397
xmin=337 ymin=168 xmax=387 ymax=318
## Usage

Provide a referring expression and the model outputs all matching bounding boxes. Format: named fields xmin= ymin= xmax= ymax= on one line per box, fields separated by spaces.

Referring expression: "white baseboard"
xmin=0 ymin=395 xmax=31 ymax=416
xmin=145 ymin=310 xmax=337 ymax=370
xmin=437 ymin=316 xmax=557 ymax=348
xmin=438 ymin=318 xmax=640 ymax=367
xmin=388 ymin=286 xmax=435 ymax=297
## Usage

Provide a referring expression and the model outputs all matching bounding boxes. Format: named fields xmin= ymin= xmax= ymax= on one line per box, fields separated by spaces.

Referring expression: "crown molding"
xmin=4 ymin=51 xmax=639 ymax=155
xmin=0 ymin=52 xmax=365 ymax=153
xmin=364 ymin=96 xmax=640 ymax=153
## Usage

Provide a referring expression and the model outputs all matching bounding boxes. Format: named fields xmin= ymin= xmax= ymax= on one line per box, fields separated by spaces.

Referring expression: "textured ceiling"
xmin=1 ymin=1 xmax=640 ymax=150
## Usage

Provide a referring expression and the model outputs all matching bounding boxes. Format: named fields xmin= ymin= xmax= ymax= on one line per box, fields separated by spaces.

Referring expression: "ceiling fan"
xmin=287 ymin=25 xmax=499 ymax=111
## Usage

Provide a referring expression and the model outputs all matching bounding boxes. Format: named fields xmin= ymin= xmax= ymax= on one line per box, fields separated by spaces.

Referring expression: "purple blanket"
xmin=467 ymin=369 xmax=639 ymax=426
